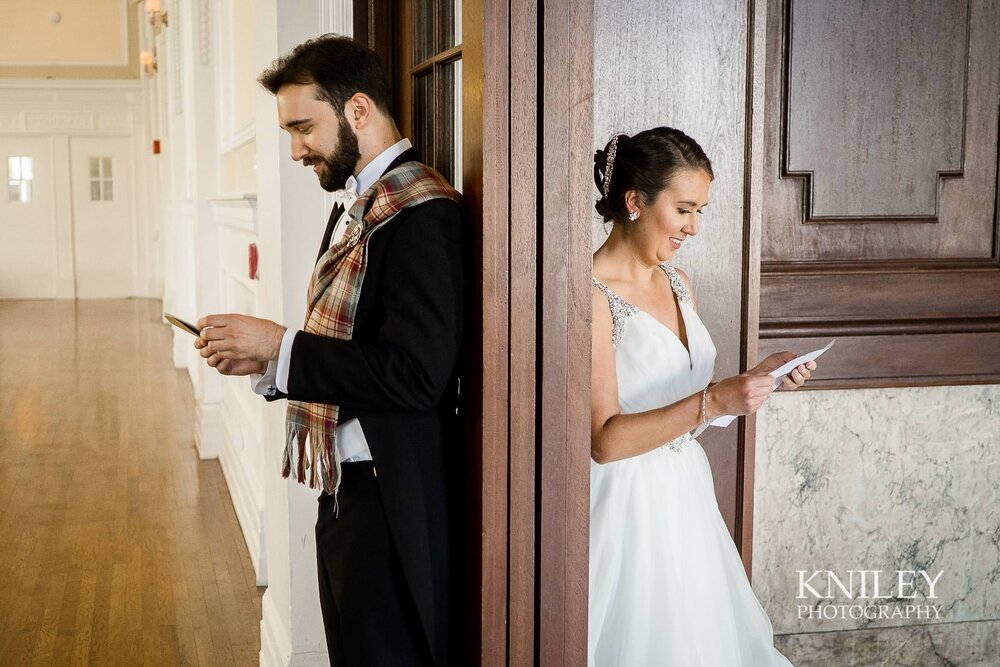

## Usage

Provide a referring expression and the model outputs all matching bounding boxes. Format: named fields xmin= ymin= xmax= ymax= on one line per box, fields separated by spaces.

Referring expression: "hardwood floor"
xmin=0 ymin=299 xmax=263 ymax=666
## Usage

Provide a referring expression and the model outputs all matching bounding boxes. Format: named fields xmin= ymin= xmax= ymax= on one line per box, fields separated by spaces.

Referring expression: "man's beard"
xmin=315 ymin=112 xmax=361 ymax=192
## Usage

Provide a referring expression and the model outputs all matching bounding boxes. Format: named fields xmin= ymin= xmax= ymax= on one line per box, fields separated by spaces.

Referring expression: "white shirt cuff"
xmin=250 ymin=360 xmax=279 ymax=396
xmin=276 ymin=328 xmax=298 ymax=393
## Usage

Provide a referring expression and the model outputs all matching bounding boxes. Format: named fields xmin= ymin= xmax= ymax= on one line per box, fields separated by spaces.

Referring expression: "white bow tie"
xmin=331 ymin=176 xmax=359 ymax=209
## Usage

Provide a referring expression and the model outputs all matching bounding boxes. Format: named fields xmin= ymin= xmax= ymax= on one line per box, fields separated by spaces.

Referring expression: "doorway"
xmin=0 ymin=136 xmax=57 ymax=298
xmin=69 ymin=136 xmax=136 ymax=298
xmin=0 ymin=135 xmax=137 ymax=299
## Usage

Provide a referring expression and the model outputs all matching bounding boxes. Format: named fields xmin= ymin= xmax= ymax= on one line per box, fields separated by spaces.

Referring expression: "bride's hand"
xmin=749 ymin=352 xmax=817 ymax=390
xmin=706 ymin=374 xmax=776 ymax=418
xmin=748 ymin=351 xmax=794 ymax=375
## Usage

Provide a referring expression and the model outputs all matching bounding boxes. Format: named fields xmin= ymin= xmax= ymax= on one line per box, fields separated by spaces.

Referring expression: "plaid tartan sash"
xmin=283 ymin=161 xmax=461 ymax=496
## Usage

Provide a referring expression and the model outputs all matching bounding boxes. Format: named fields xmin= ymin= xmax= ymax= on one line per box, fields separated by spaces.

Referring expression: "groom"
xmin=194 ymin=35 xmax=465 ymax=666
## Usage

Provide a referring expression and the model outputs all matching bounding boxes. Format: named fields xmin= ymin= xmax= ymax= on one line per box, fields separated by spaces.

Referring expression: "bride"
xmin=589 ymin=127 xmax=814 ymax=666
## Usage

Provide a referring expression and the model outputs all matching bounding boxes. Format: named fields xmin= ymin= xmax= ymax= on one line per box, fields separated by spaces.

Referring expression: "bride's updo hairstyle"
xmin=594 ymin=127 xmax=714 ymax=224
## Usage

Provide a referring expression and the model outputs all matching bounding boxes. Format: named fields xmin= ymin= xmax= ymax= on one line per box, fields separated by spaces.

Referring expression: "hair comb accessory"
xmin=602 ymin=135 xmax=620 ymax=200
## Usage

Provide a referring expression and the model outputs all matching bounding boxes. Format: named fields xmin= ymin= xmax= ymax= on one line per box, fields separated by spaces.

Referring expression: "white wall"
xmin=252 ymin=4 xmax=352 ymax=665
xmin=155 ymin=1 xmax=351 ymax=664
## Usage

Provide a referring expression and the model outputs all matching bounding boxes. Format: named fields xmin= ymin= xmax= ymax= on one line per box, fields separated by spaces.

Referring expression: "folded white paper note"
xmin=691 ymin=340 xmax=835 ymax=437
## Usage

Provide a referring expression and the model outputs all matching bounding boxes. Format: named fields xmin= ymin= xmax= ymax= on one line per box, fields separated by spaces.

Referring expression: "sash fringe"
xmin=283 ymin=423 xmax=343 ymax=514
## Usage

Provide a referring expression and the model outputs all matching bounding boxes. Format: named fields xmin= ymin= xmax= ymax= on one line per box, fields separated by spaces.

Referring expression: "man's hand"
xmin=194 ymin=314 xmax=286 ymax=371
xmin=196 ymin=353 xmax=268 ymax=376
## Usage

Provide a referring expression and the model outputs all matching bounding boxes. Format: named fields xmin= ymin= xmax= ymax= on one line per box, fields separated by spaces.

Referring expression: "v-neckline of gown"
xmin=594 ymin=267 xmax=694 ymax=365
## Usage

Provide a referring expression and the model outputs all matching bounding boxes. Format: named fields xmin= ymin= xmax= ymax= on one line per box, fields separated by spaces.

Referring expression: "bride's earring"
xmin=628 ymin=209 xmax=639 ymax=222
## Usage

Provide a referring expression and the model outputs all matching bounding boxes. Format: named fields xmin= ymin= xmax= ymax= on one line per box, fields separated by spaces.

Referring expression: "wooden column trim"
xmin=467 ymin=0 xmax=509 ymax=662
xmin=508 ymin=0 xmax=538 ymax=663
xmin=740 ymin=0 xmax=767 ymax=581
xmin=537 ymin=0 xmax=593 ymax=663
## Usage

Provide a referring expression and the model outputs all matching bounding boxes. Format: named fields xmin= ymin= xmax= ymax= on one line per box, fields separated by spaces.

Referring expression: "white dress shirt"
xmin=251 ymin=138 xmax=413 ymax=462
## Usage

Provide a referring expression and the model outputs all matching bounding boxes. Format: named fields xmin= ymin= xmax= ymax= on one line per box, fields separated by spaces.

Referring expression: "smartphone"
xmin=164 ymin=312 xmax=201 ymax=336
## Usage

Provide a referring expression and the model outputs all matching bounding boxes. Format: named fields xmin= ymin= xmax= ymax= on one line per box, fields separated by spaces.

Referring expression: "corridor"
xmin=0 ymin=299 xmax=262 ymax=665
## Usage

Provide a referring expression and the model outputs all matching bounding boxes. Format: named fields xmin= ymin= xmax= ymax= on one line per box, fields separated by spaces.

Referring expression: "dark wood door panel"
xmin=759 ymin=0 xmax=1000 ymax=387
xmin=760 ymin=262 xmax=1000 ymax=324
xmin=784 ymin=0 xmax=968 ymax=222
xmin=763 ymin=0 xmax=999 ymax=262
xmin=759 ymin=332 xmax=1000 ymax=388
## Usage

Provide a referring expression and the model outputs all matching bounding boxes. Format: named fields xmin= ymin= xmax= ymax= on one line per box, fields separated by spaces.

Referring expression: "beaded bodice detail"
xmin=662 ymin=263 xmax=692 ymax=304
xmin=592 ymin=263 xmax=716 ymax=454
xmin=591 ymin=264 xmax=692 ymax=348
xmin=591 ymin=280 xmax=638 ymax=347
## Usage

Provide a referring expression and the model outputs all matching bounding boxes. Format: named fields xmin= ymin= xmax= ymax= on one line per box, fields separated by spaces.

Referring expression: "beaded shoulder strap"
xmin=659 ymin=263 xmax=692 ymax=305
xmin=592 ymin=277 xmax=638 ymax=347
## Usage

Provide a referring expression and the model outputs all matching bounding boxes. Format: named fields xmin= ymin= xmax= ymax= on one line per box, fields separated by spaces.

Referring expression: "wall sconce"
xmin=145 ymin=0 xmax=168 ymax=36
xmin=140 ymin=50 xmax=157 ymax=76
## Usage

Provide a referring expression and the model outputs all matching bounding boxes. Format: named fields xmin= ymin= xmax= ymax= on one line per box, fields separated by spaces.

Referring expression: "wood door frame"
xmin=470 ymin=0 xmax=594 ymax=662
xmin=360 ymin=0 xmax=595 ymax=661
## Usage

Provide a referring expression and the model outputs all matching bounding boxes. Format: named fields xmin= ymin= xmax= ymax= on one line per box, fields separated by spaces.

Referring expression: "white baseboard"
xmin=219 ymin=418 xmax=267 ymax=585
xmin=259 ymin=593 xmax=329 ymax=667
xmin=194 ymin=399 xmax=221 ymax=459
xmin=260 ymin=592 xmax=291 ymax=667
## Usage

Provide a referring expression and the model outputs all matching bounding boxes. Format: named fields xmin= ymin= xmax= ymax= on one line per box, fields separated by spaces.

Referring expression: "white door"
xmin=70 ymin=137 xmax=135 ymax=298
xmin=0 ymin=136 xmax=57 ymax=298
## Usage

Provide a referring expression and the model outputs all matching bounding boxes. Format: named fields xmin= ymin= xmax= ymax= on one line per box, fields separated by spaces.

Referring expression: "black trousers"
xmin=315 ymin=461 xmax=433 ymax=667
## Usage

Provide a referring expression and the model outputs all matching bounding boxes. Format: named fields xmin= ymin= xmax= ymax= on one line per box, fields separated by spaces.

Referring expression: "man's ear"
xmin=345 ymin=93 xmax=374 ymax=131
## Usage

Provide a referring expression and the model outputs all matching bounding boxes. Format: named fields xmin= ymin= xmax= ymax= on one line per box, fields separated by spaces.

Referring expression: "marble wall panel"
xmin=774 ymin=618 xmax=1000 ymax=666
xmin=752 ymin=385 xmax=1000 ymax=637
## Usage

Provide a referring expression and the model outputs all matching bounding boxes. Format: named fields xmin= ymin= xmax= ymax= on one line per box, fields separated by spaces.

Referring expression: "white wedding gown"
xmin=589 ymin=264 xmax=792 ymax=666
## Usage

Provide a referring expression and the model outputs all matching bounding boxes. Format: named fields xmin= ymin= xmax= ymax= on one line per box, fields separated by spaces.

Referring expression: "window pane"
xmin=453 ymin=0 xmax=462 ymax=45
xmin=413 ymin=0 xmax=436 ymax=63
xmin=8 ymin=157 xmax=33 ymax=202
xmin=103 ymin=180 xmax=113 ymax=201
xmin=91 ymin=181 xmax=102 ymax=201
xmin=413 ymin=72 xmax=434 ymax=175
xmin=440 ymin=0 xmax=455 ymax=51
xmin=452 ymin=59 xmax=463 ymax=192
xmin=434 ymin=63 xmax=455 ymax=184
xmin=89 ymin=157 xmax=100 ymax=178
xmin=102 ymin=157 xmax=112 ymax=178
xmin=413 ymin=0 xmax=456 ymax=63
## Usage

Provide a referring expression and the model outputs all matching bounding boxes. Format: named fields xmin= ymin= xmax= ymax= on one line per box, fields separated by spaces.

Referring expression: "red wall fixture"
xmin=248 ymin=243 xmax=259 ymax=280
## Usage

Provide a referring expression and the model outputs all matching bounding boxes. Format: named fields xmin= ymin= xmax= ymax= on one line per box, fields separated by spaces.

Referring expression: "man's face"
xmin=276 ymin=83 xmax=361 ymax=191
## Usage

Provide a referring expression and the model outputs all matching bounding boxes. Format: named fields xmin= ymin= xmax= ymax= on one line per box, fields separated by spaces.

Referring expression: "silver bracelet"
xmin=700 ymin=386 xmax=709 ymax=426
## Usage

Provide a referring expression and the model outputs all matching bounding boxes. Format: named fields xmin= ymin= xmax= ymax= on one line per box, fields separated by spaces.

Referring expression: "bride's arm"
xmin=591 ymin=281 xmax=779 ymax=464
xmin=591 ymin=287 xmax=710 ymax=464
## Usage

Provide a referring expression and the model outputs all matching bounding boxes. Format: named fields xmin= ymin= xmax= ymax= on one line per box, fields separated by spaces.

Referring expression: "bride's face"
xmin=631 ymin=167 xmax=711 ymax=262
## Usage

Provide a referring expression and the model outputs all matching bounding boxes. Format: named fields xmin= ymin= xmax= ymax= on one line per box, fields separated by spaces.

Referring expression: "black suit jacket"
xmin=273 ymin=149 xmax=465 ymax=664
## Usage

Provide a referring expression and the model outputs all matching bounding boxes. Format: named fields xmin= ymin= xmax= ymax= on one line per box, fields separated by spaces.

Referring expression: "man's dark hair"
xmin=258 ymin=34 xmax=392 ymax=115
